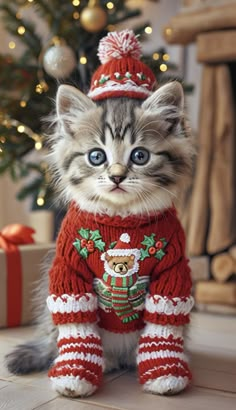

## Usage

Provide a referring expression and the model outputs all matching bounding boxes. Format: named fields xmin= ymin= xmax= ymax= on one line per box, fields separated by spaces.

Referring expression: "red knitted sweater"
xmin=49 ymin=202 xmax=192 ymax=333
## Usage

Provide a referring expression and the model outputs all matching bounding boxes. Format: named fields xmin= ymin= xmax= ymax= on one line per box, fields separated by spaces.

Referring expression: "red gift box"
xmin=0 ymin=224 xmax=54 ymax=328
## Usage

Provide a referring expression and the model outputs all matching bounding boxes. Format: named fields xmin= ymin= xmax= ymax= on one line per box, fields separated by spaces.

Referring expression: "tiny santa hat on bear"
xmin=101 ymin=233 xmax=141 ymax=260
xmin=88 ymin=29 xmax=157 ymax=101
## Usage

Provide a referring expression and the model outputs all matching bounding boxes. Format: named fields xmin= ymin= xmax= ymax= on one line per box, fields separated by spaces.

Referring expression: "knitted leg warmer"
xmin=138 ymin=323 xmax=191 ymax=395
xmin=48 ymin=323 xmax=103 ymax=397
xmin=47 ymin=293 xmax=103 ymax=397
xmin=137 ymin=294 xmax=194 ymax=395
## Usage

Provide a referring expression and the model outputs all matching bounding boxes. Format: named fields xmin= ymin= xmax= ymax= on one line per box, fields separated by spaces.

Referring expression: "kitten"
xmin=49 ymin=81 xmax=192 ymax=217
xmin=5 ymin=81 xmax=194 ymax=396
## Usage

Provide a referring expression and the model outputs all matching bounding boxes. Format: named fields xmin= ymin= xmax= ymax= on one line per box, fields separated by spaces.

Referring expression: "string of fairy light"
xmin=0 ymin=116 xmax=49 ymax=206
xmin=7 ymin=0 xmax=170 ymax=77
xmin=1 ymin=0 xmax=170 ymax=207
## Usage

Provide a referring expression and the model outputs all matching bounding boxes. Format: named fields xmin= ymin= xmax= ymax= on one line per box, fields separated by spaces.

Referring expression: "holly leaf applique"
xmin=140 ymin=248 xmax=150 ymax=261
xmin=73 ymin=238 xmax=81 ymax=252
xmin=141 ymin=233 xmax=155 ymax=247
xmin=78 ymin=228 xmax=90 ymax=240
xmin=155 ymin=248 xmax=166 ymax=260
xmin=73 ymin=228 xmax=105 ymax=258
xmin=140 ymin=234 xmax=168 ymax=261
xmin=95 ymin=239 xmax=106 ymax=252
xmin=159 ymin=238 xmax=168 ymax=247
xmin=80 ymin=247 xmax=89 ymax=259
xmin=90 ymin=229 xmax=102 ymax=241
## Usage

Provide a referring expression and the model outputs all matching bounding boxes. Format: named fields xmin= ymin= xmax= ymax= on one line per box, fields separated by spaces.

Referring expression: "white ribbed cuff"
xmin=57 ymin=323 xmax=99 ymax=340
xmin=142 ymin=323 xmax=184 ymax=339
xmin=47 ymin=293 xmax=97 ymax=315
xmin=145 ymin=294 xmax=194 ymax=316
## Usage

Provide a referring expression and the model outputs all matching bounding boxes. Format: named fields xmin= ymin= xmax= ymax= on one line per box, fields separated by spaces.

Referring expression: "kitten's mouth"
xmin=110 ymin=186 xmax=127 ymax=193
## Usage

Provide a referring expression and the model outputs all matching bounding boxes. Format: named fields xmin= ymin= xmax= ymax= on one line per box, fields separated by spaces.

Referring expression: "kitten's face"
xmin=50 ymin=82 xmax=193 ymax=216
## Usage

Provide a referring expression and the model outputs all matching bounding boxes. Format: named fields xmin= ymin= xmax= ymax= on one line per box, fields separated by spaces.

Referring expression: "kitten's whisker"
xmin=145 ymin=182 xmax=178 ymax=200
xmin=134 ymin=189 xmax=152 ymax=218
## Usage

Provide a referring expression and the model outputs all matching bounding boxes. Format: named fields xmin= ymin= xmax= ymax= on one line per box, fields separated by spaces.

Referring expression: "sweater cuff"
xmin=47 ymin=293 xmax=97 ymax=325
xmin=144 ymin=294 xmax=194 ymax=326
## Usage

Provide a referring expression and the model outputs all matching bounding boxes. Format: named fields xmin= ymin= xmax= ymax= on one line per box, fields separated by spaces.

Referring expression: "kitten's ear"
xmin=56 ymin=84 xmax=96 ymax=134
xmin=142 ymin=81 xmax=184 ymax=132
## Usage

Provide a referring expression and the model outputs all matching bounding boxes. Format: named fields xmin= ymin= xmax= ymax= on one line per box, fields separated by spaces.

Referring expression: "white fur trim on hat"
xmin=106 ymin=248 xmax=141 ymax=260
xmin=88 ymin=80 xmax=152 ymax=99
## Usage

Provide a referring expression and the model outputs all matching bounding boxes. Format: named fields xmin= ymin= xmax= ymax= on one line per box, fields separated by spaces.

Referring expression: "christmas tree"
xmin=0 ymin=0 xmax=179 ymax=210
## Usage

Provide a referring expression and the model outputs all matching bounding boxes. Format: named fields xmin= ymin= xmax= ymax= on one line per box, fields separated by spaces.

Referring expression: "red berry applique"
xmin=81 ymin=239 xmax=87 ymax=248
xmin=148 ymin=246 xmax=156 ymax=255
xmin=73 ymin=228 xmax=105 ymax=259
xmin=140 ymin=234 xmax=167 ymax=261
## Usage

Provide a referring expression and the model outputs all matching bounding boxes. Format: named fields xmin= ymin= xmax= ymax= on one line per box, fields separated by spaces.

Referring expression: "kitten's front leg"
xmin=100 ymin=328 xmax=139 ymax=373
xmin=137 ymin=294 xmax=194 ymax=395
xmin=47 ymin=294 xmax=103 ymax=398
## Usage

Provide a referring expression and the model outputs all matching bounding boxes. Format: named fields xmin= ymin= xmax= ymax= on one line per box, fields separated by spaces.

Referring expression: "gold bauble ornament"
xmin=80 ymin=0 xmax=107 ymax=33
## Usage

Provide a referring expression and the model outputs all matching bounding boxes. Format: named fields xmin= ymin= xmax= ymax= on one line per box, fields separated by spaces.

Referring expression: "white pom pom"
xmin=98 ymin=29 xmax=142 ymax=64
xmin=120 ymin=233 xmax=130 ymax=243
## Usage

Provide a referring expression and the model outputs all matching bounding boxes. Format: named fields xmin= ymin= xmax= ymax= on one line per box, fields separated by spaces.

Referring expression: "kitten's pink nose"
xmin=109 ymin=175 xmax=126 ymax=184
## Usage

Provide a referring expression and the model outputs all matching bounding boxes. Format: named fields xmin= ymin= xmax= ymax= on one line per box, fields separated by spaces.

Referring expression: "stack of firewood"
xmin=193 ymin=247 xmax=236 ymax=314
xmin=163 ymin=2 xmax=236 ymax=45
xmin=186 ymin=63 xmax=236 ymax=314
xmin=164 ymin=1 xmax=236 ymax=314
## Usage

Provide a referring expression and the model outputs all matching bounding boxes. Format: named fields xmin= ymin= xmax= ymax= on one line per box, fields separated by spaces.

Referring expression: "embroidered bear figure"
xmin=105 ymin=254 xmax=135 ymax=275
xmin=93 ymin=233 xmax=149 ymax=323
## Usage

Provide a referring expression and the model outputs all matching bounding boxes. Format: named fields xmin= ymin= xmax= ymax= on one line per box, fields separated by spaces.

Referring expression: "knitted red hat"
xmin=88 ymin=30 xmax=157 ymax=101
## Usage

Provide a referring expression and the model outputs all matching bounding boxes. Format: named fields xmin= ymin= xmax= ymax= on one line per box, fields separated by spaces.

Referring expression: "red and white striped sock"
xmin=138 ymin=295 xmax=194 ymax=395
xmin=47 ymin=293 xmax=103 ymax=397
xmin=48 ymin=323 xmax=103 ymax=397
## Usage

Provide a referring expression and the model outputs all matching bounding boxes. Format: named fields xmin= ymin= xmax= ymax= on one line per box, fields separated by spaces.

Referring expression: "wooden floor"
xmin=0 ymin=312 xmax=236 ymax=410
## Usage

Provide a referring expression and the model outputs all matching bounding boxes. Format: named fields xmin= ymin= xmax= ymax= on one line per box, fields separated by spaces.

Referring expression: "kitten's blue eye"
xmin=130 ymin=148 xmax=150 ymax=165
xmin=88 ymin=149 xmax=107 ymax=166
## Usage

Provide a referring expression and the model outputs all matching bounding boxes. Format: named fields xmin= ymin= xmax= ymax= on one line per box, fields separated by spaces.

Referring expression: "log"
xmin=197 ymin=30 xmax=236 ymax=63
xmin=163 ymin=3 xmax=236 ymax=45
xmin=189 ymin=255 xmax=210 ymax=282
xmin=196 ymin=302 xmax=236 ymax=315
xmin=195 ymin=281 xmax=236 ymax=306
xmin=187 ymin=66 xmax=215 ymax=256
xmin=181 ymin=0 xmax=199 ymax=8
xmin=182 ymin=0 xmax=230 ymax=11
xmin=211 ymin=252 xmax=236 ymax=283
xmin=207 ymin=65 xmax=236 ymax=254
xmin=229 ymin=245 xmax=236 ymax=260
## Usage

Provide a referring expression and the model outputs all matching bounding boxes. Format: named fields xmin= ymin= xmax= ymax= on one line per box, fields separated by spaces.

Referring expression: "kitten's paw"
xmin=51 ymin=375 xmax=97 ymax=397
xmin=143 ymin=375 xmax=189 ymax=396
